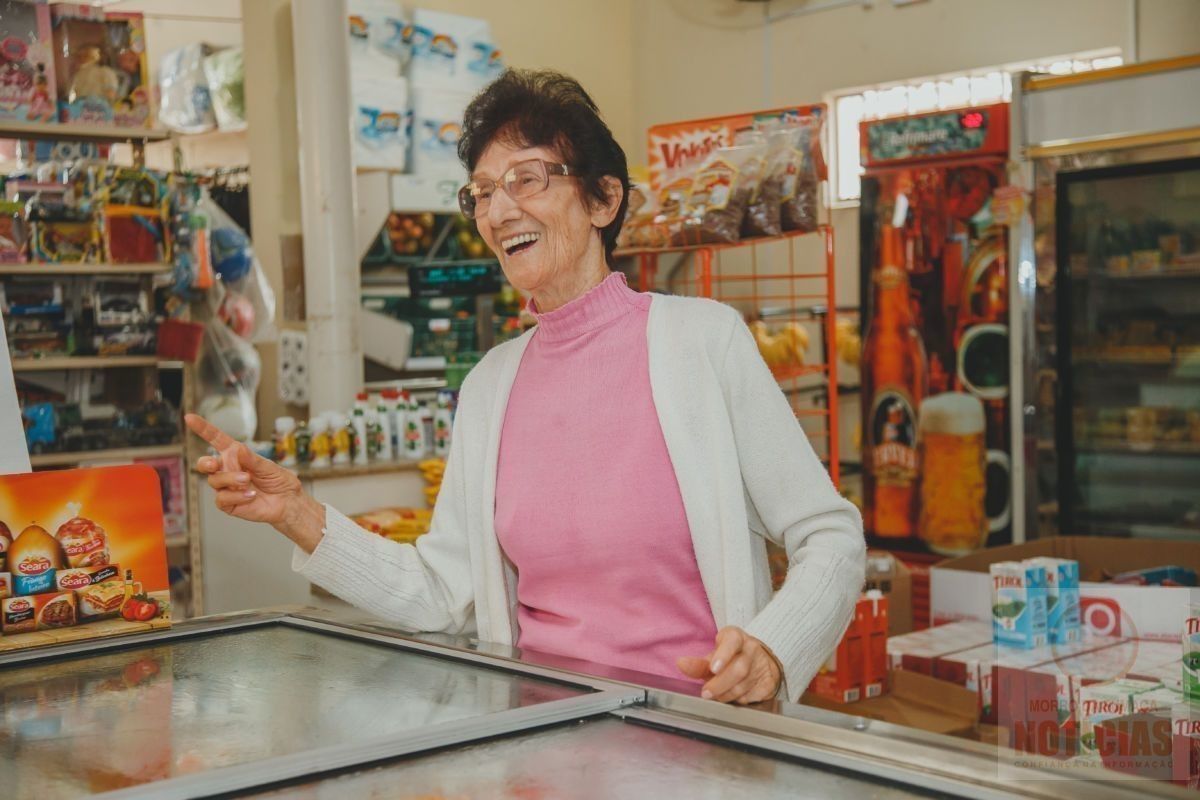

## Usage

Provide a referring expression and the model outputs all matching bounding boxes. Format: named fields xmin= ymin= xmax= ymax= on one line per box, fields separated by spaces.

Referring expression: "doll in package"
xmin=51 ymin=5 xmax=151 ymax=127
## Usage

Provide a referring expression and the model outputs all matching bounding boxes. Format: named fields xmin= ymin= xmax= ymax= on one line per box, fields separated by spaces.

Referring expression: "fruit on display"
xmin=385 ymin=212 xmax=436 ymax=256
xmin=453 ymin=216 xmax=489 ymax=259
xmin=750 ymin=320 xmax=809 ymax=370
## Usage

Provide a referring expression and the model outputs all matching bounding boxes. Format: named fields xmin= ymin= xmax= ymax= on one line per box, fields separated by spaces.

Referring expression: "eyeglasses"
xmin=458 ymin=159 xmax=572 ymax=219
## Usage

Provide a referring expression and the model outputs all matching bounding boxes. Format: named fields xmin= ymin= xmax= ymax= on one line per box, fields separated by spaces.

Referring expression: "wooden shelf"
xmin=165 ymin=534 xmax=189 ymax=549
xmin=294 ymin=459 xmax=424 ymax=482
xmin=0 ymin=262 xmax=171 ymax=276
xmin=11 ymin=356 xmax=181 ymax=371
xmin=30 ymin=443 xmax=184 ymax=468
xmin=0 ymin=120 xmax=169 ymax=143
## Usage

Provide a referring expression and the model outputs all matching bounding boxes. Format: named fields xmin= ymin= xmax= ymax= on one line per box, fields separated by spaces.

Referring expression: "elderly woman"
xmin=188 ymin=69 xmax=864 ymax=705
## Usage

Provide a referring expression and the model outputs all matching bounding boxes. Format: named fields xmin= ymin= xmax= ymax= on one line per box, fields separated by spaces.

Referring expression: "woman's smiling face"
xmin=472 ymin=140 xmax=613 ymax=304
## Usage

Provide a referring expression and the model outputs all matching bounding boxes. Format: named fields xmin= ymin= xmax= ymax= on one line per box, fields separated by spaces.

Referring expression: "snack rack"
xmin=617 ymin=225 xmax=841 ymax=487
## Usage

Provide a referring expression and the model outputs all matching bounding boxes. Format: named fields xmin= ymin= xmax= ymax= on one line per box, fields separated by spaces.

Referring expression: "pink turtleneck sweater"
xmin=494 ymin=272 xmax=717 ymax=681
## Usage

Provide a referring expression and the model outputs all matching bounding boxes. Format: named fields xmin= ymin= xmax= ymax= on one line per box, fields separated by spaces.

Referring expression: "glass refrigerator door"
xmin=1057 ymin=157 xmax=1200 ymax=539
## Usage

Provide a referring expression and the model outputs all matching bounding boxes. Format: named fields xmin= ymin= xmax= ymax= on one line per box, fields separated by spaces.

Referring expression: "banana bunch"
xmin=750 ymin=320 xmax=809 ymax=369
xmin=419 ymin=458 xmax=445 ymax=508
xmin=835 ymin=317 xmax=861 ymax=367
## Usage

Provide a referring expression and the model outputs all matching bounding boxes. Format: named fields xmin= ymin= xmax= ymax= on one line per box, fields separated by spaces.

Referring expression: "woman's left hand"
xmin=676 ymin=626 xmax=783 ymax=704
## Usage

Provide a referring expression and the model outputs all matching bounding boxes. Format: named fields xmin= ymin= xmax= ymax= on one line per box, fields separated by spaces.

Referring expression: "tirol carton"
xmin=1184 ymin=605 xmax=1200 ymax=702
xmin=1172 ymin=699 xmax=1200 ymax=787
xmin=863 ymin=591 xmax=889 ymax=699
xmin=1029 ymin=557 xmax=1081 ymax=645
xmin=990 ymin=561 xmax=1048 ymax=649
xmin=1077 ymin=679 xmax=1159 ymax=756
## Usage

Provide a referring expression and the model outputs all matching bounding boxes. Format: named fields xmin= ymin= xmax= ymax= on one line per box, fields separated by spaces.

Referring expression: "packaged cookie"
xmin=671 ymin=143 xmax=765 ymax=246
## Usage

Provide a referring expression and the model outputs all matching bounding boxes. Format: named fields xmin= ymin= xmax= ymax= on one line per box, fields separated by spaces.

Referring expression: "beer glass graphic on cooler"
xmin=917 ymin=392 xmax=987 ymax=555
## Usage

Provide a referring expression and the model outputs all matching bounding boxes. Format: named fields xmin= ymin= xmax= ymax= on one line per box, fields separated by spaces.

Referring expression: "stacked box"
xmin=885 ymin=620 xmax=992 ymax=675
xmin=1028 ymin=557 xmax=1081 ymax=644
xmin=809 ymin=594 xmax=889 ymax=704
xmin=990 ymin=561 xmax=1048 ymax=649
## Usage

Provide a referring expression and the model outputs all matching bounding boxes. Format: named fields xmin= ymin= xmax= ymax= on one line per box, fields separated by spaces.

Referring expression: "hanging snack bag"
xmin=203 ymin=47 xmax=246 ymax=132
xmin=741 ymin=128 xmax=790 ymax=239
xmin=670 ymin=143 xmax=765 ymax=247
xmin=779 ymin=112 xmax=825 ymax=233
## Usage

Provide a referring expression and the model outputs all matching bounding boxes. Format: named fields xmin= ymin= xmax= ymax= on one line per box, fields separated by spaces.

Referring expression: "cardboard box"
xmin=931 ymin=537 xmax=1200 ymax=641
xmin=0 ymin=573 xmax=10 ymax=600
xmin=886 ymin=620 xmax=992 ymax=675
xmin=804 ymin=670 xmax=979 ymax=736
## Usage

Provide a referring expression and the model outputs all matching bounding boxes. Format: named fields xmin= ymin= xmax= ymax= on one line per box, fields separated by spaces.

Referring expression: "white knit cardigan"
xmin=295 ymin=292 xmax=866 ymax=702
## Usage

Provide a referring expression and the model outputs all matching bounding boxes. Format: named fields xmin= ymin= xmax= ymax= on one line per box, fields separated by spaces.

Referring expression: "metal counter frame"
xmin=1 ymin=607 xmax=1192 ymax=799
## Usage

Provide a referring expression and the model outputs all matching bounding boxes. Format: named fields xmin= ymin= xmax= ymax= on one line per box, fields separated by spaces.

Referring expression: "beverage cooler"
xmin=858 ymin=104 xmax=1013 ymax=558
xmin=1053 ymin=157 xmax=1200 ymax=539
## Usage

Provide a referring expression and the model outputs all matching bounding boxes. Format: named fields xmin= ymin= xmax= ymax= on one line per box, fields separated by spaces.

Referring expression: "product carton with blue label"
xmin=990 ymin=560 xmax=1048 ymax=649
xmin=1029 ymin=556 xmax=1081 ymax=645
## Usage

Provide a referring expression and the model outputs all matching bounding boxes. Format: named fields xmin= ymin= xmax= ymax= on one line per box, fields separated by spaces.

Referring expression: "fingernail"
xmin=711 ymin=660 xmax=723 ymax=674
xmin=235 ymin=473 xmax=250 ymax=484
xmin=701 ymin=690 xmax=713 ymax=700
xmin=243 ymin=490 xmax=257 ymax=498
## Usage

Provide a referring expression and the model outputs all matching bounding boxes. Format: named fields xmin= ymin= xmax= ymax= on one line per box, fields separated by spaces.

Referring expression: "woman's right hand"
xmin=185 ymin=413 xmax=304 ymax=528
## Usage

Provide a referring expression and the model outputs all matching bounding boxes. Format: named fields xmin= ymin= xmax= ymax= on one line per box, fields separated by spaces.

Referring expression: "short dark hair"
xmin=458 ymin=69 xmax=629 ymax=267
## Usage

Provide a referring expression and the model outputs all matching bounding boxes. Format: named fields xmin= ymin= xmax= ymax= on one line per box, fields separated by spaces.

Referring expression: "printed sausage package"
xmin=0 ymin=465 xmax=170 ymax=651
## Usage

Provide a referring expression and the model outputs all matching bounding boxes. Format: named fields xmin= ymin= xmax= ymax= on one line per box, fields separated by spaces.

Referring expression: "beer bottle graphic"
xmin=863 ymin=224 xmax=928 ymax=539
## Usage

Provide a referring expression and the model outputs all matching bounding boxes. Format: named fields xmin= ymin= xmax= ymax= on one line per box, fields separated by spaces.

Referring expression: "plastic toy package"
xmin=202 ymin=46 xmax=245 ymax=132
xmin=50 ymin=4 xmax=151 ymax=128
xmin=0 ymin=199 xmax=27 ymax=263
xmin=157 ymin=42 xmax=215 ymax=134
xmin=0 ymin=0 xmax=58 ymax=122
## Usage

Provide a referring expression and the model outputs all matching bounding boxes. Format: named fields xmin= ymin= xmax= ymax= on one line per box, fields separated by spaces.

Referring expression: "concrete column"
xmin=291 ymin=0 xmax=363 ymax=413
xmin=242 ymin=0 xmax=304 ymax=435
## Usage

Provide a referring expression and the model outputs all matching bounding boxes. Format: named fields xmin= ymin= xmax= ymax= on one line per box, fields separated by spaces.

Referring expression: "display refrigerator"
xmin=858 ymin=104 xmax=1013 ymax=560
xmin=1010 ymin=55 xmax=1200 ymax=541
xmin=0 ymin=606 xmax=1175 ymax=799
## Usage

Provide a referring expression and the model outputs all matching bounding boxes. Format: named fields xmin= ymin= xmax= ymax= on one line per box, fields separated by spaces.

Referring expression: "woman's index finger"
xmin=185 ymin=414 xmax=238 ymax=454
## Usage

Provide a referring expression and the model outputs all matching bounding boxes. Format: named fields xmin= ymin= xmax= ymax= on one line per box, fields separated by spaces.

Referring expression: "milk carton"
xmin=1172 ymin=699 xmax=1200 ymax=787
xmin=1029 ymin=557 xmax=1080 ymax=645
xmin=990 ymin=561 xmax=1048 ymax=649
xmin=1184 ymin=603 xmax=1200 ymax=702
xmin=1076 ymin=679 xmax=1159 ymax=755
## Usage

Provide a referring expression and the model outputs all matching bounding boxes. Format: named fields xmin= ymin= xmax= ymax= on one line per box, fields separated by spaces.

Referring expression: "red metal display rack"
xmin=617 ymin=225 xmax=841 ymax=487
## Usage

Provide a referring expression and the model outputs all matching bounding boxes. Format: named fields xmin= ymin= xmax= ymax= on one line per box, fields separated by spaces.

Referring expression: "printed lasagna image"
xmin=0 ymin=466 xmax=171 ymax=650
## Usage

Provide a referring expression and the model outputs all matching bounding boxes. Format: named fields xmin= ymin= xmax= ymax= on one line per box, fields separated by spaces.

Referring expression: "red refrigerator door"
xmin=859 ymin=157 xmax=1011 ymax=557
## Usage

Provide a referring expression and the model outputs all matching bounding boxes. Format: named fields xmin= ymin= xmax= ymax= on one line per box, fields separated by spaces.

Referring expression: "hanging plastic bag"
xmin=742 ymin=128 xmax=793 ymax=238
xmin=198 ymin=189 xmax=276 ymax=343
xmin=196 ymin=318 xmax=260 ymax=441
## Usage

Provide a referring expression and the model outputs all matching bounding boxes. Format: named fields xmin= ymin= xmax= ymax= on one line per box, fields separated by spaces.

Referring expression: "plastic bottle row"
xmin=272 ymin=389 xmax=454 ymax=470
